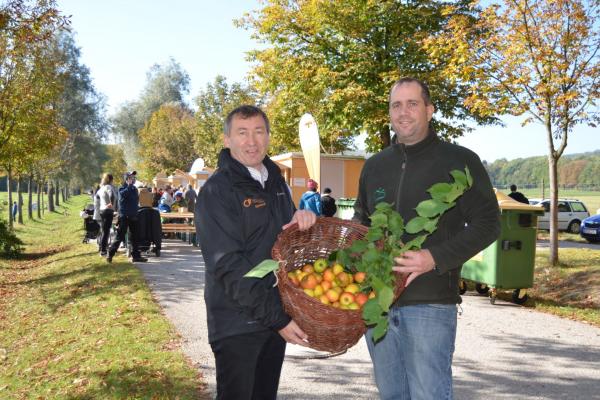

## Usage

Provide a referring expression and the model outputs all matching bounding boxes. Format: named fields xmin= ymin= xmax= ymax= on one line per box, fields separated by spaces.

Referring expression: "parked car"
xmin=580 ymin=214 xmax=600 ymax=243
xmin=528 ymin=198 xmax=590 ymax=233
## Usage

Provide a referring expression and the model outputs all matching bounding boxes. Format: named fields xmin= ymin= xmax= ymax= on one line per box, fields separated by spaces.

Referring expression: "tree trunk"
xmin=548 ymin=155 xmax=559 ymax=265
xmin=37 ymin=180 xmax=42 ymax=219
xmin=17 ymin=178 xmax=23 ymax=224
xmin=6 ymin=172 xmax=13 ymax=229
xmin=380 ymin=124 xmax=391 ymax=148
xmin=48 ymin=181 xmax=55 ymax=212
xmin=55 ymin=180 xmax=60 ymax=207
xmin=61 ymin=186 xmax=66 ymax=202
xmin=27 ymin=174 xmax=33 ymax=219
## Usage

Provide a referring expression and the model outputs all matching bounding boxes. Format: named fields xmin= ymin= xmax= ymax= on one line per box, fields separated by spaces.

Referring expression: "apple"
xmin=353 ymin=271 xmax=366 ymax=283
xmin=320 ymin=280 xmax=332 ymax=291
xmin=335 ymin=272 xmax=351 ymax=288
xmin=303 ymin=288 xmax=315 ymax=297
xmin=325 ymin=289 xmax=340 ymax=303
xmin=313 ymin=284 xmax=325 ymax=297
xmin=319 ymin=295 xmax=330 ymax=305
xmin=332 ymin=263 xmax=345 ymax=275
xmin=323 ymin=268 xmax=335 ymax=282
xmin=302 ymin=264 xmax=314 ymax=274
xmin=313 ymin=258 xmax=329 ymax=273
xmin=332 ymin=301 xmax=341 ymax=308
xmin=355 ymin=292 xmax=368 ymax=306
xmin=339 ymin=292 xmax=355 ymax=306
xmin=300 ymin=274 xmax=318 ymax=290
xmin=344 ymin=283 xmax=360 ymax=294
xmin=348 ymin=302 xmax=359 ymax=310
xmin=368 ymin=291 xmax=376 ymax=299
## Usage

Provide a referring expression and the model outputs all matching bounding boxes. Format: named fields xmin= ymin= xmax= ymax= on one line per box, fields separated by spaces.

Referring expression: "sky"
xmin=57 ymin=0 xmax=599 ymax=163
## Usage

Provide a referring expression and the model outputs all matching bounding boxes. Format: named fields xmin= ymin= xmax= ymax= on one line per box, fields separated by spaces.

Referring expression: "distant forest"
xmin=484 ymin=150 xmax=600 ymax=190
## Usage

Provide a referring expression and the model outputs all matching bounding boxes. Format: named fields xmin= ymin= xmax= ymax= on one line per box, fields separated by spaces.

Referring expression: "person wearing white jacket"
xmin=96 ymin=174 xmax=119 ymax=256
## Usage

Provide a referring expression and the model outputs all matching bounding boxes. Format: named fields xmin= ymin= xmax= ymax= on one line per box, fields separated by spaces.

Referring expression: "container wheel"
xmin=475 ymin=283 xmax=489 ymax=294
xmin=458 ymin=280 xmax=467 ymax=295
xmin=489 ymin=296 xmax=496 ymax=305
xmin=512 ymin=289 xmax=529 ymax=304
xmin=489 ymin=288 xmax=497 ymax=305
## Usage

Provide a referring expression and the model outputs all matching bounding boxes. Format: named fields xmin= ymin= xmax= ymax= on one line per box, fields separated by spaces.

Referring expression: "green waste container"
xmin=336 ymin=198 xmax=356 ymax=220
xmin=461 ymin=190 xmax=544 ymax=304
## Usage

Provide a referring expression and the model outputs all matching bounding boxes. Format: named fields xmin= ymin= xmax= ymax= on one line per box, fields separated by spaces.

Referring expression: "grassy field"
xmin=0 ymin=194 xmax=206 ymax=399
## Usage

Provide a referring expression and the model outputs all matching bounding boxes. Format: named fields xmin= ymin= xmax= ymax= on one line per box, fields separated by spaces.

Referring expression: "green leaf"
xmin=405 ymin=216 xmax=429 ymax=234
xmin=366 ymin=228 xmax=384 ymax=242
xmin=423 ymin=217 xmax=440 ymax=233
xmin=370 ymin=212 xmax=388 ymax=228
xmin=244 ymin=259 xmax=279 ymax=278
xmin=349 ymin=239 xmax=368 ymax=253
xmin=450 ymin=169 xmax=467 ymax=186
xmin=428 ymin=182 xmax=453 ymax=201
xmin=377 ymin=285 xmax=394 ymax=312
xmin=403 ymin=234 xmax=427 ymax=250
xmin=375 ymin=202 xmax=393 ymax=212
xmin=446 ymin=184 xmax=464 ymax=203
xmin=362 ymin=247 xmax=380 ymax=264
xmin=388 ymin=213 xmax=404 ymax=236
xmin=336 ymin=249 xmax=352 ymax=268
xmin=465 ymin=166 xmax=473 ymax=187
xmin=371 ymin=318 xmax=389 ymax=342
xmin=415 ymin=199 xmax=450 ymax=218
xmin=362 ymin=298 xmax=383 ymax=325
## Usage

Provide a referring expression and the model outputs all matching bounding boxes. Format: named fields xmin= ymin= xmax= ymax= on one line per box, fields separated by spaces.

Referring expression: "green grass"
xmin=0 ymin=195 xmax=206 ymax=399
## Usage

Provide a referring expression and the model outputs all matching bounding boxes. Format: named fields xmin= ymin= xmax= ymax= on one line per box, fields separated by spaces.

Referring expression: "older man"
xmin=196 ymin=105 xmax=316 ymax=400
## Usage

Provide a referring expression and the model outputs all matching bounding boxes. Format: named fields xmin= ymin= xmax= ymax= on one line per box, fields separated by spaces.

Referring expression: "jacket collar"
xmin=217 ymin=148 xmax=282 ymax=189
xmin=392 ymin=129 xmax=439 ymax=157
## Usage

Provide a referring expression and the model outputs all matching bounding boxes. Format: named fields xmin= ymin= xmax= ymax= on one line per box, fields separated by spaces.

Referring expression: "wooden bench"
xmin=161 ymin=223 xmax=196 ymax=233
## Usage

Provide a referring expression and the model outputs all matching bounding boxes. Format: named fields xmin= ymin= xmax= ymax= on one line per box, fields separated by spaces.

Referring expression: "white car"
xmin=529 ymin=198 xmax=590 ymax=233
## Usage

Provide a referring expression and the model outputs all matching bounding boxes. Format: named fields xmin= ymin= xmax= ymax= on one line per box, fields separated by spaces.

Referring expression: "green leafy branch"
xmin=335 ymin=167 xmax=473 ymax=342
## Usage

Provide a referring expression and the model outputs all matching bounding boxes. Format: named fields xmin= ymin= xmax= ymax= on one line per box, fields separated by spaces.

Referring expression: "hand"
xmin=278 ymin=320 xmax=309 ymax=346
xmin=392 ymin=249 xmax=435 ymax=287
xmin=282 ymin=210 xmax=317 ymax=231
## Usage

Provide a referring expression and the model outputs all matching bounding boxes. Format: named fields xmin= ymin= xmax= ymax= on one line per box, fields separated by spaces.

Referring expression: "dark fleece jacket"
xmin=196 ymin=149 xmax=295 ymax=343
xmin=354 ymin=131 xmax=500 ymax=305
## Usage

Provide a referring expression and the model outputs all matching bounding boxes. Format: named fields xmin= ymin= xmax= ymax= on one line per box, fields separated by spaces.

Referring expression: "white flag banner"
xmin=299 ymin=113 xmax=321 ymax=187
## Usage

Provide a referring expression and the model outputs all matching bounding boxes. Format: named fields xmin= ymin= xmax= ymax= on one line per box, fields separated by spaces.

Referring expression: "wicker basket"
xmin=272 ymin=217 xmax=406 ymax=353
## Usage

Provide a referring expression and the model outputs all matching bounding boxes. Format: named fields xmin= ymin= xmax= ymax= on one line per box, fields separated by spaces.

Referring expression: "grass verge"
xmin=0 ymin=195 xmax=206 ymax=399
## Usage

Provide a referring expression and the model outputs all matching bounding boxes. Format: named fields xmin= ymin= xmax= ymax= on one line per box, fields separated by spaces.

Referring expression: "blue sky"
xmin=57 ymin=0 xmax=599 ymax=163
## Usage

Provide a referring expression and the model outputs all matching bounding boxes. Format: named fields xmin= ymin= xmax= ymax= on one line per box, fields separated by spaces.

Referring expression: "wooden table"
xmin=160 ymin=212 xmax=196 ymax=234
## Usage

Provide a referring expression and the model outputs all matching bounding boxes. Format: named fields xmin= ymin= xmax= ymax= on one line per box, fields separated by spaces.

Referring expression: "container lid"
xmin=495 ymin=189 xmax=544 ymax=212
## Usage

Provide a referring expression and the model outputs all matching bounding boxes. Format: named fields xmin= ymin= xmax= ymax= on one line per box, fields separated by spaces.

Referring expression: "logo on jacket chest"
xmin=243 ymin=197 xmax=267 ymax=208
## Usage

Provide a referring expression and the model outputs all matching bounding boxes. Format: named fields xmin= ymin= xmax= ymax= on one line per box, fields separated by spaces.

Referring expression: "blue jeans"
xmin=366 ymin=304 xmax=457 ymax=400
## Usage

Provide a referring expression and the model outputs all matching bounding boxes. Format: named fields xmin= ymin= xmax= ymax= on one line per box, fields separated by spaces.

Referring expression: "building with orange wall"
xmin=270 ymin=152 xmax=367 ymax=207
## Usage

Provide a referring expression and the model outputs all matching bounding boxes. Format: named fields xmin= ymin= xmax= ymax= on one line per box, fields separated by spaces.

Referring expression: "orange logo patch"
xmin=243 ymin=198 xmax=266 ymax=208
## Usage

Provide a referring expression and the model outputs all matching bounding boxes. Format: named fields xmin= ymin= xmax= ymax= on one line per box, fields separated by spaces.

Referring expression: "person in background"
xmin=160 ymin=185 xmax=174 ymax=209
xmin=184 ymin=184 xmax=197 ymax=212
xmin=11 ymin=201 xmax=17 ymax=222
xmin=171 ymin=192 xmax=187 ymax=212
xmin=321 ymin=187 xmax=337 ymax=217
xmin=354 ymin=77 xmax=500 ymax=399
xmin=196 ymin=105 xmax=316 ymax=400
xmin=107 ymin=171 xmax=147 ymax=263
xmin=299 ymin=179 xmax=322 ymax=216
xmin=96 ymin=173 xmax=119 ymax=256
xmin=508 ymin=184 xmax=529 ymax=204
xmin=151 ymin=187 xmax=161 ymax=208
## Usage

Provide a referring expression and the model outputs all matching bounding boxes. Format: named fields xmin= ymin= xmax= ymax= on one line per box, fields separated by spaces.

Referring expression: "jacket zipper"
xmin=394 ymin=145 xmax=407 ymax=212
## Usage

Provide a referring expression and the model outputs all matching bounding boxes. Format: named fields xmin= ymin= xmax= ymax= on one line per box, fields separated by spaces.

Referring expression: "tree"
xmin=0 ymin=0 xmax=68 ymax=227
xmin=111 ymin=58 xmax=190 ymax=168
xmin=138 ymin=103 xmax=198 ymax=181
xmin=194 ymin=76 xmax=259 ymax=167
xmin=425 ymin=0 xmax=600 ymax=264
xmin=238 ymin=0 xmax=498 ymax=152
xmin=102 ymin=144 xmax=128 ymax=180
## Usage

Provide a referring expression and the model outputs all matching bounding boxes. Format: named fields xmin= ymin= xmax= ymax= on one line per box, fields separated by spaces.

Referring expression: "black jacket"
xmin=196 ymin=149 xmax=295 ymax=343
xmin=136 ymin=207 xmax=162 ymax=248
xmin=354 ymin=131 xmax=500 ymax=305
xmin=118 ymin=183 xmax=139 ymax=218
xmin=321 ymin=194 xmax=337 ymax=217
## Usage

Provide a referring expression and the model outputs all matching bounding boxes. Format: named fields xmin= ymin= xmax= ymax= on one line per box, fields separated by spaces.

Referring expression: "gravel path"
xmin=137 ymin=240 xmax=600 ymax=399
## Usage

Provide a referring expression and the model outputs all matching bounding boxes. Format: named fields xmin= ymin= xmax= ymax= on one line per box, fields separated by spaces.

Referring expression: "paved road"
xmin=137 ymin=240 xmax=600 ymax=399
xmin=536 ymin=239 xmax=599 ymax=249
